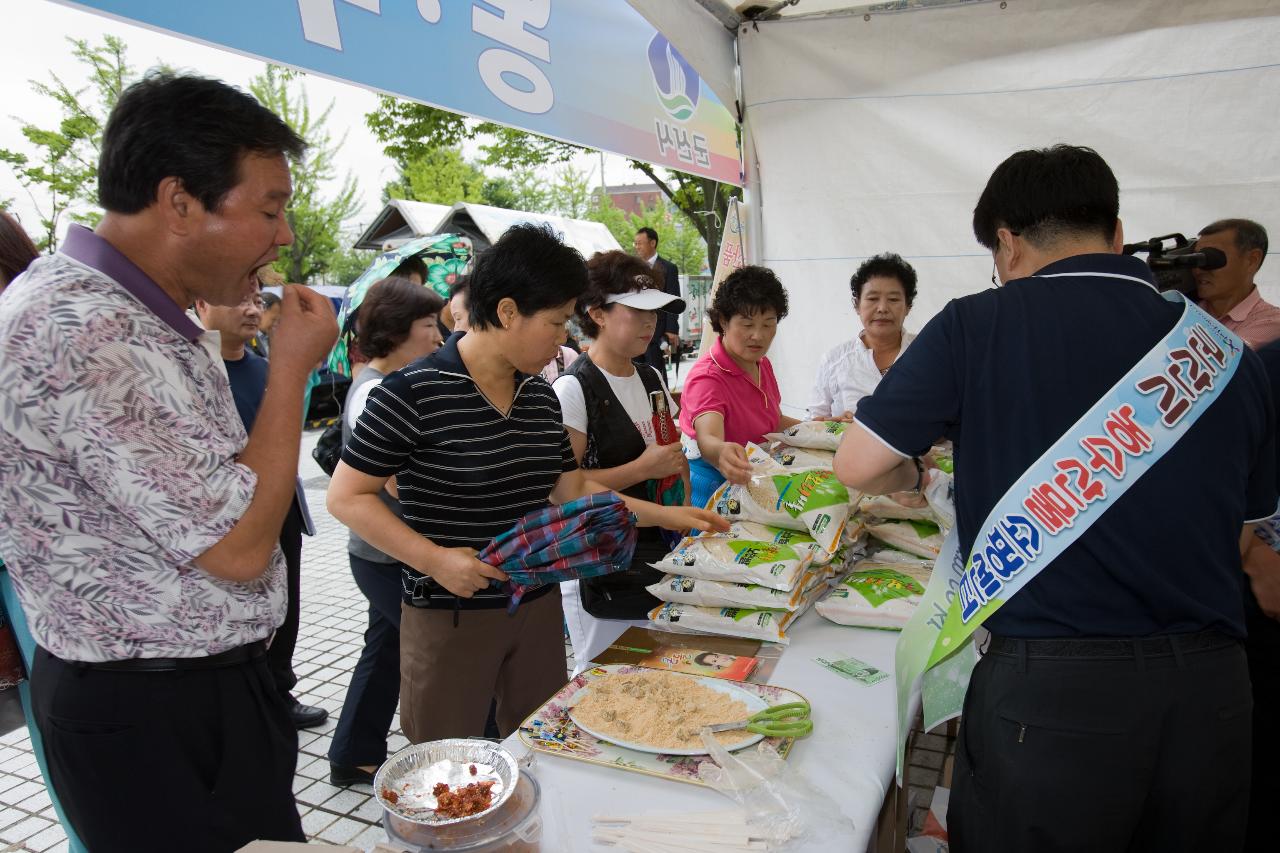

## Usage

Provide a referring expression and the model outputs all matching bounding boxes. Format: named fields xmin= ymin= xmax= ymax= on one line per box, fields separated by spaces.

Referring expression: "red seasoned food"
xmin=431 ymin=782 xmax=450 ymax=797
xmin=434 ymin=780 xmax=496 ymax=819
xmin=469 ymin=764 xmax=478 ymax=776
xmin=382 ymin=788 xmax=399 ymax=805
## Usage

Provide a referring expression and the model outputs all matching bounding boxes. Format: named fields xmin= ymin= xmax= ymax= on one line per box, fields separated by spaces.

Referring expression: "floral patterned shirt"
xmin=0 ymin=226 xmax=285 ymax=662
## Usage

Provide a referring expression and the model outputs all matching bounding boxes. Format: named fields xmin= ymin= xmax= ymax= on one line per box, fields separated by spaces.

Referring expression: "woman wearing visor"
xmin=552 ymin=251 xmax=689 ymax=673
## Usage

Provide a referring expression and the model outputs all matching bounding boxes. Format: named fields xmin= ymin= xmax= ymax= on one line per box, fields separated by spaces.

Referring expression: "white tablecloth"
xmin=501 ymin=610 xmax=900 ymax=852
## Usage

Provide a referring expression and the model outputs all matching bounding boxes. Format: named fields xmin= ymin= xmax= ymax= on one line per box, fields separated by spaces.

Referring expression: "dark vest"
xmin=565 ymin=355 xmax=671 ymax=619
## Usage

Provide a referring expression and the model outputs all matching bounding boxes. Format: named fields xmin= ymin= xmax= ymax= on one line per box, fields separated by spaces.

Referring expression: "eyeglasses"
xmin=990 ymin=229 xmax=1021 ymax=288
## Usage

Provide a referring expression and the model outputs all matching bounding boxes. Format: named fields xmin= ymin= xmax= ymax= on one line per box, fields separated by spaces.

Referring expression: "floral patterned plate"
xmin=517 ymin=664 xmax=805 ymax=787
xmin=566 ymin=671 xmax=768 ymax=756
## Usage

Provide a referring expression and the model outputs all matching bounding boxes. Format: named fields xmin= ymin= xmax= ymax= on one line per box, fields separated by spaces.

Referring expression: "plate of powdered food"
xmin=567 ymin=669 xmax=769 ymax=755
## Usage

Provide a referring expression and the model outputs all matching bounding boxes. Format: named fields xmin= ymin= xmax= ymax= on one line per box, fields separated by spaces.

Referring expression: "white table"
xmin=501 ymin=611 xmax=901 ymax=852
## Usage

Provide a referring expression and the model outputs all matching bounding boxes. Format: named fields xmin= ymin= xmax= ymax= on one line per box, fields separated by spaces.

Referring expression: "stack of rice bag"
xmin=816 ymin=445 xmax=957 ymax=630
xmin=648 ymin=438 xmax=865 ymax=644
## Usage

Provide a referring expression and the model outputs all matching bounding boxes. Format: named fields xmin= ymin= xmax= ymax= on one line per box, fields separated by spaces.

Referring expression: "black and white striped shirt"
xmin=341 ymin=333 xmax=577 ymax=607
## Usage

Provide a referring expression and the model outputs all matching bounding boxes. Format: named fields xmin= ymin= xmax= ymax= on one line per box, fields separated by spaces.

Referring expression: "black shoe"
xmin=288 ymin=699 xmax=329 ymax=729
xmin=330 ymin=763 xmax=376 ymax=787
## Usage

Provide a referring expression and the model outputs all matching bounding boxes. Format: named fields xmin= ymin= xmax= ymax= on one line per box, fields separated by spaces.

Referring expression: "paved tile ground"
xmin=0 ymin=427 xmax=947 ymax=851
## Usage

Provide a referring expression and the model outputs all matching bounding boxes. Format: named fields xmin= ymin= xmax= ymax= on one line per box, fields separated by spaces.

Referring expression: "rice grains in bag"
xmin=646 ymin=569 xmax=820 ymax=611
xmin=816 ymin=558 xmax=932 ymax=630
xmin=766 ymin=420 xmax=848 ymax=452
xmin=648 ymin=601 xmax=798 ymax=645
xmin=710 ymin=444 xmax=855 ymax=555
xmin=768 ymin=443 xmax=837 ymax=471
xmin=652 ymin=535 xmax=810 ymax=591
xmin=866 ymin=519 xmax=944 ymax=560
xmin=859 ymin=494 xmax=938 ymax=524
xmin=723 ymin=521 xmax=834 ymax=567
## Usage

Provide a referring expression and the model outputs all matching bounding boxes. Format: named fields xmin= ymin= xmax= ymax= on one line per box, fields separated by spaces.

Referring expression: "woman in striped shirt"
xmin=327 ymin=223 xmax=725 ymax=743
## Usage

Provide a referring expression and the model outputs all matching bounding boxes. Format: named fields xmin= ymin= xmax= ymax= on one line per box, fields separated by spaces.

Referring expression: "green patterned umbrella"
xmin=327 ymin=234 xmax=472 ymax=375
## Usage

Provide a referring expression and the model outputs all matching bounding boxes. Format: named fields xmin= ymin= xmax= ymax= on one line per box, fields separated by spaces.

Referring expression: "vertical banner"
xmin=57 ymin=0 xmax=742 ymax=185
xmin=698 ymin=198 xmax=750 ymax=356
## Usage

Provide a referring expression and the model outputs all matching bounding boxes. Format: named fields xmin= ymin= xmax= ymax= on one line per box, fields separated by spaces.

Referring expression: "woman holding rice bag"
xmin=807 ymin=253 xmax=918 ymax=421
xmin=679 ymin=266 xmax=802 ymax=508
xmin=552 ymin=250 xmax=689 ymax=674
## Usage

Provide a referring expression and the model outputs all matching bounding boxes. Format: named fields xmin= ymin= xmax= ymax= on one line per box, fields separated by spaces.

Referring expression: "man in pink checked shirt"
xmin=1195 ymin=218 xmax=1280 ymax=350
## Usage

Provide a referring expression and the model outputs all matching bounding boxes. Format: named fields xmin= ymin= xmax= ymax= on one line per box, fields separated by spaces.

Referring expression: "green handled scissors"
xmin=705 ymin=701 xmax=813 ymax=738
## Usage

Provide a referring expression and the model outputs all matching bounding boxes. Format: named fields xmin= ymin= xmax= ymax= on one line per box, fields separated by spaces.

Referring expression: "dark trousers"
xmin=329 ymin=554 xmax=404 ymax=767
xmin=950 ymin=634 xmax=1252 ymax=853
xmin=31 ymin=647 xmax=303 ymax=853
xmin=1244 ymin=586 xmax=1280 ymax=852
xmin=266 ymin=502 xmax=303 ymax=699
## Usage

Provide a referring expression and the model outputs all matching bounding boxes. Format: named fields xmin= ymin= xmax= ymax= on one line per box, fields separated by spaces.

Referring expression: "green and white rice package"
xmin=709 ymin=444 xmax=856 ymax=555
xmin=648 ymin=601 xmax=801 ymax=644
xmin=766 ymin=420 xmax=848 ymax=452
xmin=723 ymin=521 xmax=834 ymax=567
xmin=816 ymin=558 xmax=933 ymax=630
xmin=859 ymin=494 xmax=938 ymax=524
xmin=646 ymin=567 xmax=825 ymax=612
xmin=866 ymin=519 xmax=945 ymax=560
xmin=768 ymin=443 xmax=837 ymax=471
xmin=924 ymin=470 xmax=956 ymax=531
xmin=653 ymin=535 xmax=811 ymax=591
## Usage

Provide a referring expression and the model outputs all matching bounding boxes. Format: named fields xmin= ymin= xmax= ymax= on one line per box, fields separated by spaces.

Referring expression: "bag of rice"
xmin=648 ymin=601 xmax=801 ymax=645
xmin=816 ymin=559 xmax=932 ymax=630
xmin=867 ymin=519 xmax=944 ymax=559
xmin=766 ymin=420 xmax=848 ymax=452
xmin=652 ymin=536 xmax=810 ymax=591
xmin=723 ymin=521 xmax=833 ymax=567
xmin=709 ymin=444 xmax=855 ymax=555
xmin=859 ymin=494 xmax=937 ymax=523
xmin=768 ymin=443 xmax=837 ymax=471
xmin=924 ymin=470 xmax=955 ymax=531
xmin=647 ymin=566 xmax=825 ymax=611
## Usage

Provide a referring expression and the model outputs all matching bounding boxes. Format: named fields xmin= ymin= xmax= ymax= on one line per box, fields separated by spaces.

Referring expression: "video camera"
xmin=1122 ymin=233 xmax=1226 ymax=295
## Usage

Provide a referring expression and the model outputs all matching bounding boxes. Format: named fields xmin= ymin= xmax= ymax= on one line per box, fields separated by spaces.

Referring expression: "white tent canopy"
xmin=631 ymin=0 xmax=1280 ymax=414
xmin=354 ymin=199 xmax=622 ymax=259
xmin=431 ymin=202 xmax=622 ymax=259
xmin=353 ymin=199 xmax=453 ymax=250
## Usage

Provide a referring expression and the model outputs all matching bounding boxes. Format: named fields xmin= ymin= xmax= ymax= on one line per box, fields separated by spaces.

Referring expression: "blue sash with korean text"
xmin=893 ymin=279 xmax=1245 ymax=783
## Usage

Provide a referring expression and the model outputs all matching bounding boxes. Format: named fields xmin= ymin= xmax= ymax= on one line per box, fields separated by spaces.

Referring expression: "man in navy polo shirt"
xmin=835 ymin=145 xmax=1275 ymax=852
xmin=195 ymin=286 xmax=326 ymax=731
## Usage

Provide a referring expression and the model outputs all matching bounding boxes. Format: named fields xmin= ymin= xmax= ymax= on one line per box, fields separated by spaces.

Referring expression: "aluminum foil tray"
xmin=373 ymin=738 xmax=519 ymax=826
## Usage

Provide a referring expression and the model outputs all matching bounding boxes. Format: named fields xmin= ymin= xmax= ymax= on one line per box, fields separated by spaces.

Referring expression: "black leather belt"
xmin=73 ymin=640 xmax=267 ymax=672
xmin=987 ymin=629 xmax=1236 ymax=659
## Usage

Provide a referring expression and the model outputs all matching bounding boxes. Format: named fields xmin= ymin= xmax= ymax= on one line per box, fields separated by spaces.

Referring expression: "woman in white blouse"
xmin=808 ymin=253 xmax=918 ymax=420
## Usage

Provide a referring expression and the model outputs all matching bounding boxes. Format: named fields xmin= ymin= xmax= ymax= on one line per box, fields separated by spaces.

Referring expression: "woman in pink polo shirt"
xmin=680 ymin=265 xmax=801 ymax=507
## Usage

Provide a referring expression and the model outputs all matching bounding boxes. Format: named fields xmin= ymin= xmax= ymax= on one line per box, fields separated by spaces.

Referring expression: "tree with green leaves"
xmin=249 ymin=66 xmax=361 ymax=285
xmin=365 ymin=99 xmax=737 ymax=272
xmin=0 ymin=36 xmax=133 ymax=250
xmin=384 ymin=147 xmax=486 ymax=205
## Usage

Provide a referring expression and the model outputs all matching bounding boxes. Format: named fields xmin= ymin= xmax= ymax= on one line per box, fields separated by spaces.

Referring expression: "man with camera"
xmin=1195 ymin=218 xmax=1280 ymax=350
xmin=835 ymin=145 xmax=1274 ymax=851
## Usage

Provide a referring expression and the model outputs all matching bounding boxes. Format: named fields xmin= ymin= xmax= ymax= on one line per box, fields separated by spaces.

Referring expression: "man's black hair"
xmin=1200 ymin=218 xmax=1269 ymax=271
xmin=972 ymin=144 xmax=1119 ymax=251
xmin=850 ymin=253 xmax=918 ymax=307
xmin=468 ymin=223 xmax=588 ymax=330
xmin=392 ymin=254 xmax=430 ymax=282
xmin=636 ymin=226 xmax=659 ymax=247
xmin=709 ymin=265 xmax=789 ymax=335
xmin=98 ymin=72 xmax=306 ymax=214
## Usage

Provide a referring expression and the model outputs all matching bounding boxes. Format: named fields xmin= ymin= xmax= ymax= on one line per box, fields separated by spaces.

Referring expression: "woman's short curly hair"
xmin=575 ymin=250 xmax=661 ymax=338
xmin=356 ymin=277 xmax=445 ymax=359
xmin=709 ymin=265 xmax=789 ymax=335
xmin=850 ymin=253 xmax=918 ymax=307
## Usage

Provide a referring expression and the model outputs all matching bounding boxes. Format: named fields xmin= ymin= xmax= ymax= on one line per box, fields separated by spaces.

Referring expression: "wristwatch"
xmin=910 ymin=457 xmax=925 ymax=493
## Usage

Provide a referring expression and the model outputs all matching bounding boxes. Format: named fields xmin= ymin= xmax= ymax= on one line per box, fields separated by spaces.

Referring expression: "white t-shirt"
xmin=553 ymin=363 xmax=678 ymax=447
xmin=807 ymin=331 xmax=916 ymax=419
xmin=346 ymin=377 xmax=381 ymax=430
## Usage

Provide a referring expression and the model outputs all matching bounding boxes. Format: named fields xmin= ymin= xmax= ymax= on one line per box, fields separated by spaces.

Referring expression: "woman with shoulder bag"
xmin=552 ymin=250 xmax=689 ymax=674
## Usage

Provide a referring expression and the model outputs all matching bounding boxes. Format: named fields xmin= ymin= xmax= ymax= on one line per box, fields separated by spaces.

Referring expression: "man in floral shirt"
xmin=0 ymin=74 xmax=337 ymax=852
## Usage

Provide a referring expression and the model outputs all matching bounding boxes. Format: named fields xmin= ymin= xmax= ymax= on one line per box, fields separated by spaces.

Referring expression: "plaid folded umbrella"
xmin=478 ymin=493 xmax=639 ymax=614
